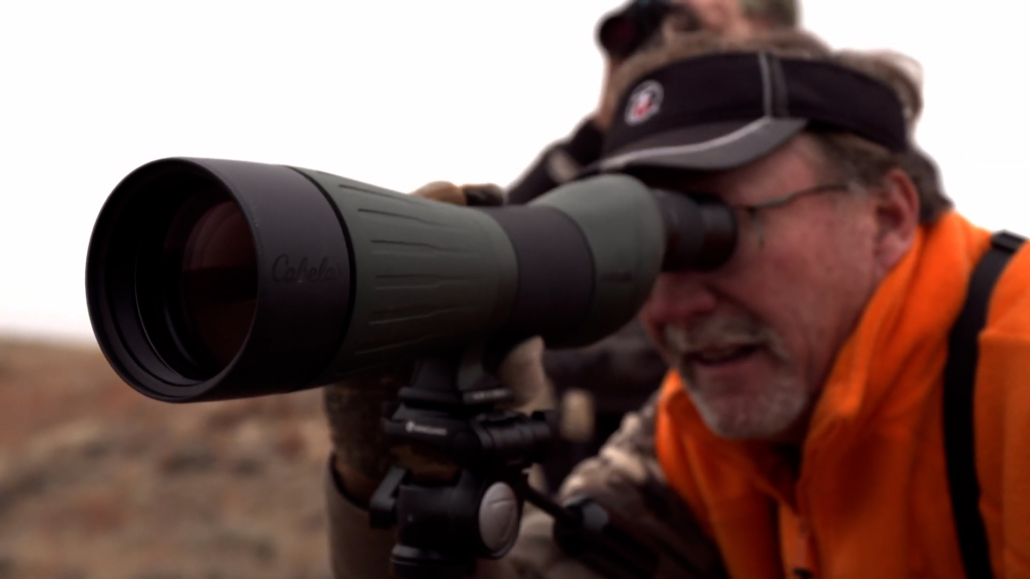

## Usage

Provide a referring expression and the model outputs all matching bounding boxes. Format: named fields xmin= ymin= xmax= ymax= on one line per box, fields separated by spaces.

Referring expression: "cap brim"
xmin=588 ymin=117 xmax=808 ymax=176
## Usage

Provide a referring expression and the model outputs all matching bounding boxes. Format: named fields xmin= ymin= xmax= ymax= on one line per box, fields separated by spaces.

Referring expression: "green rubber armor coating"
xmin=295 ymin=168 xmax=519 ymax=383
xmin=533 ymin=174 xmax=665 ymax=347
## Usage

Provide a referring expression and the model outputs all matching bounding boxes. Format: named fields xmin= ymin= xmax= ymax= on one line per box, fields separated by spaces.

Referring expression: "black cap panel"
xmin=781 ymin=59 xmax=908 ymax=152
xmin=595 ymin=52 xmax=909 ymax=174
xmin=604 ymin=53 xmax=770 ymax=155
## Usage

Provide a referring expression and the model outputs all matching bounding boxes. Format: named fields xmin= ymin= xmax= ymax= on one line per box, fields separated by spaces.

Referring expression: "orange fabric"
xmin=656 ymin=212 xmax=1030 ymax=578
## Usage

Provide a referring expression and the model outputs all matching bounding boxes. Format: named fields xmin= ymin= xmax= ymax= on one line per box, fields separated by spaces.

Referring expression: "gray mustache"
xmin=664 ymin=315 xmax=787 ymax=360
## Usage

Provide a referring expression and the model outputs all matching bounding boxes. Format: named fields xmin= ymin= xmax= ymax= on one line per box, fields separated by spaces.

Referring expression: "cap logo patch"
xmin=624 ymin=80 xmax=663 ymax=126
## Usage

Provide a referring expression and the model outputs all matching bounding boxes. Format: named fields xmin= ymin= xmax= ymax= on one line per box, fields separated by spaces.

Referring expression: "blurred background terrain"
xmin=0 ymin=339 xmax=331 ymax=579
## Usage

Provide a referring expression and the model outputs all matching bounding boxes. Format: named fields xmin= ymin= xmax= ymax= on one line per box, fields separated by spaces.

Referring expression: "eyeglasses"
xmin=727 ymin=182 xmax=855 ymax=248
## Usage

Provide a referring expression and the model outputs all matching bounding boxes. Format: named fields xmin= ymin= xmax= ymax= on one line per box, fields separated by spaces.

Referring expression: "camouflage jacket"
xmin=325 ymin=395 xmax=727 ymax=578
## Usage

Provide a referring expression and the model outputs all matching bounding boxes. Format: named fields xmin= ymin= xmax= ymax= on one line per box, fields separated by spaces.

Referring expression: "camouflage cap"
xmin=740 ymin=0 xmax=799 ymax=28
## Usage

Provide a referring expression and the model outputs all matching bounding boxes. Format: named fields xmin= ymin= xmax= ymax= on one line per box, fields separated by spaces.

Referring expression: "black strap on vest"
xmin=944 ymin=230 xmax=1025 ymax=578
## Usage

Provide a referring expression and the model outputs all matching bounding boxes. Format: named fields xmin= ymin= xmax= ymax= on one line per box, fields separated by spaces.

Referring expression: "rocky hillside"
xmin=0 ymin=338 xmax=332 ymax=579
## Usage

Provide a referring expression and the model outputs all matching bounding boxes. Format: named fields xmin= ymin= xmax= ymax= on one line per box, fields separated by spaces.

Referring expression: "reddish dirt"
xmin=0 ymin=337 xmax=332 ymax=579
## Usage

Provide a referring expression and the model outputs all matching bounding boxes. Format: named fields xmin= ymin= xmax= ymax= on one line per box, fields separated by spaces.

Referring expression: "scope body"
xmin=86 ymin=158 xmax=734 ymax=402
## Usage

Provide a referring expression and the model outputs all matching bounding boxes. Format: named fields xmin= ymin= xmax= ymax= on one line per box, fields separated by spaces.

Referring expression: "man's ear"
xmin=873 ymin=168 xmax=920 ymax=274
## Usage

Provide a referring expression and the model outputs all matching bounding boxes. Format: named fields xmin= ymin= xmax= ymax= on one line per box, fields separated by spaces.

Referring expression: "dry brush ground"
xmin=0 ymin=338 xmax=334 ymax=579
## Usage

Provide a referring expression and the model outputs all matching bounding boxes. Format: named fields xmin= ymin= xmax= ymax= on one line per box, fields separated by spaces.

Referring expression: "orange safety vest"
xmin=655 ymin=211 xmax=1030 ymax=578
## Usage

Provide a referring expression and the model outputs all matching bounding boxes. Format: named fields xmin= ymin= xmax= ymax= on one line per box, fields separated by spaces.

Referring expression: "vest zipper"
xmin=792 ymin=517 xmax=815 ymax=578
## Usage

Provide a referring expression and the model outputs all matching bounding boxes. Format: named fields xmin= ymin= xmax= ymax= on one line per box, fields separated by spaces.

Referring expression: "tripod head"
xmin=366 ymin=343 xmax=552 ymax=578
xmin=367 ymin=343 xmax=660 ymax=579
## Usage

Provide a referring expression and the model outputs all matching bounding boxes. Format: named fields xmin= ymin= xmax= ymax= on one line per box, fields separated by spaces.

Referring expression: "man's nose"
xmin=644 ymin=271 xmax=719 ymax=322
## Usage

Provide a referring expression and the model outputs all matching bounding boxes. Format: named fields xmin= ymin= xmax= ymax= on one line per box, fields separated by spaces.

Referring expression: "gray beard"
xmin=678 ymin=358 xmax=809 ymax=440
xmin=665 ymin=317 xmax=808 ymax=440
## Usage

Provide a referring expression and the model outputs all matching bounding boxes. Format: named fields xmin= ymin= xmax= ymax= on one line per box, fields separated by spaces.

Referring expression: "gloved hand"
xmin=323 ymin=180 xmax=546 ymax=506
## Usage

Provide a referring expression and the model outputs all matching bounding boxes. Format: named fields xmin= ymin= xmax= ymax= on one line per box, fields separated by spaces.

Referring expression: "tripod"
xmin=367 ymin=344 xmax=659 ymax=579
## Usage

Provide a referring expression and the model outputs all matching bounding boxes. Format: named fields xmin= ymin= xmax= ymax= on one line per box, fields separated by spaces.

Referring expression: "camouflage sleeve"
xmin=325 ymin=395 xmax=725 ymax=579
xmin=501 ymin=393 xmax=726 ymax=579
xmin=506 ymin=119 xmax=604 ymax=206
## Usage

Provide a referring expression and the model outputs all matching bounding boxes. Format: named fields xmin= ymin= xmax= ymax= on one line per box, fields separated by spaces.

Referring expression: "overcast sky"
xmin=1 ymin=0 xmax=1028 ymax=344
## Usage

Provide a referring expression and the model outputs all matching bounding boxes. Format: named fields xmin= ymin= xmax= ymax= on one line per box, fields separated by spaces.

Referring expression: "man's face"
xmin=675 ymin=0 xmax=759 ymax=38
xmin=639 ymin=135 xmax=885 ymax=442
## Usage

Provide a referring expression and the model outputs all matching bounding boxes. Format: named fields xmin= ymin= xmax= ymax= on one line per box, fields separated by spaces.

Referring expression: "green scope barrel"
xmin=85 ymin=158 xmax=735 ymax=402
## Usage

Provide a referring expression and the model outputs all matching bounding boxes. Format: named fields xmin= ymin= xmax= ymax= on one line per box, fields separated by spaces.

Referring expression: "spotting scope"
xmin=85 ymin=158 xmax=736 ymax=403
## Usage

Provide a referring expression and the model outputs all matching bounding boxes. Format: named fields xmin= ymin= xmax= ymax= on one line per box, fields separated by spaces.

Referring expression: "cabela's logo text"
xmin=272 ymin=255 xmax=340 ymax=283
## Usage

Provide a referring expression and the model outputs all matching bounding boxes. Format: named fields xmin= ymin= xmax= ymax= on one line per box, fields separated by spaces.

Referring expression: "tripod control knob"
xmin=478 ymin=482 xmax=520 ymax=555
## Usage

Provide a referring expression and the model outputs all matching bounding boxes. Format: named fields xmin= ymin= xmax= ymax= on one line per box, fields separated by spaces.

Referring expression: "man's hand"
xmin=410 ymin=181 xmax=505 ymax=207
xmin=592 ymin=57 xmax=624 ymax=133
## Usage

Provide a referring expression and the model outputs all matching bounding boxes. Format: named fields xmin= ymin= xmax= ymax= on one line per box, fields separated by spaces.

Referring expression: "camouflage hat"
xmin=740 ymin=0 xmax=799 ymax=28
